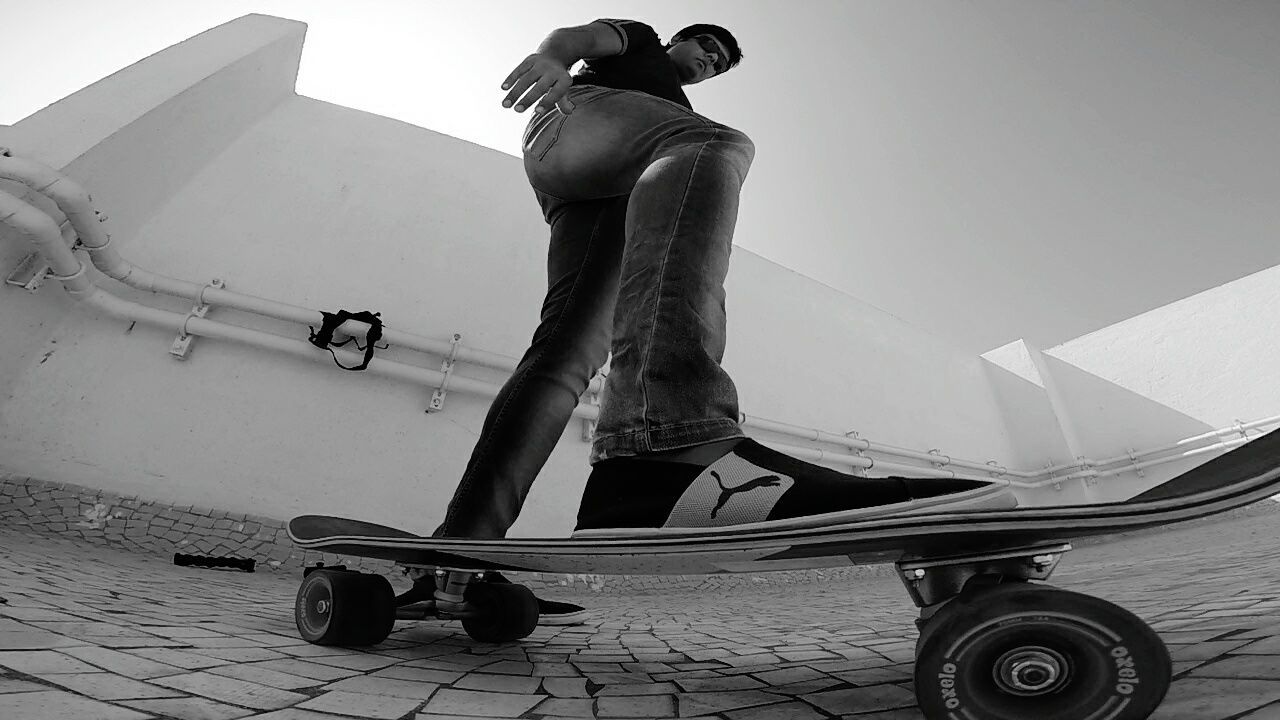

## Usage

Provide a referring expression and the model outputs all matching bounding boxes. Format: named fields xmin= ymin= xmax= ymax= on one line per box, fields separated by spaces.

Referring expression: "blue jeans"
xmin=435 ymin=85 xmax=756 ymax=538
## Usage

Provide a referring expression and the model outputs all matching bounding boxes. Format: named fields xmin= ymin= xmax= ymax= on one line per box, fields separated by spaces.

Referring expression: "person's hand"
xmin=501 ymin=53 xmax=576 ymax=115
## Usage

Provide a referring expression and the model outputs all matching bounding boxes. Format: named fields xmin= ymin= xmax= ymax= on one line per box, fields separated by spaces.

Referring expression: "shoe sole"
xmin=539 ymin=609 xmax=590 ymax=625
xmin=571 ymin=485 xmax=1018 ymax=539
xmin=403 ymin=601 xmax=590 ymax=626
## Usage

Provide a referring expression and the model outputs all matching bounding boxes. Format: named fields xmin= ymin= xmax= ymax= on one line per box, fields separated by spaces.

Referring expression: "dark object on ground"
xmin=173 ymin=553 xmax=255 ymax=572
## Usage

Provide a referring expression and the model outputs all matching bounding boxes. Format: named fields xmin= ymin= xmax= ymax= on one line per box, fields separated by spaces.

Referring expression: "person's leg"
xmin=590 ymin=123 xmax=754 ymax=462
xmin=523 ymin=86 xmax=1016 ymax=536
xmin=523 ymin=86 xmax=757 ymax=463
xmin=433 ymin=196 xmax=628 ymax=539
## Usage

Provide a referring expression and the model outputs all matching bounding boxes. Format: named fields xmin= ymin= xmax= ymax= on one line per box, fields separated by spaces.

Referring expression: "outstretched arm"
xmin=501 ymin=21 xmax=625 ymax=115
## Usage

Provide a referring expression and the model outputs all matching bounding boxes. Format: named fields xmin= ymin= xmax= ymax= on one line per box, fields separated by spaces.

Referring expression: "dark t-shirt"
xmin=571 ymin=19 xmax=692 ymax=110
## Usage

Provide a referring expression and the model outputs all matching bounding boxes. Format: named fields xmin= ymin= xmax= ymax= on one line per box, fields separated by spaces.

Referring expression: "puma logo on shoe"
xmin=710 ymin=470 xmax=783 ymax=518
xmin=661 ymin=455 xmax=795 ymax=529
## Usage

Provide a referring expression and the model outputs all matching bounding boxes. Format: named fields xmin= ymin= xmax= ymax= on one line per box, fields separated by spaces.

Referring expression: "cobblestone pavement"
xmin=1 ymin=511 xmax=1278 ymax=720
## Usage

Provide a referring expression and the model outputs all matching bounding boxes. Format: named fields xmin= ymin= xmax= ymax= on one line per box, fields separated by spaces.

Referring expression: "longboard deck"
xmin=289 ymin=428 xmax=1280 ymax=575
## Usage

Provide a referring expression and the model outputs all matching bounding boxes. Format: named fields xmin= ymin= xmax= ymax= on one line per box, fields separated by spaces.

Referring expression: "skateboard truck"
xmin=897 ymin=542 xmax=1071 ymax=618
xmin=396 ymin=567 xmax=489 ymax=618
xmin=431 ymin=569 xmax=483 ymax=614
xmin=384 ymin=565 xmax=539 ymax=640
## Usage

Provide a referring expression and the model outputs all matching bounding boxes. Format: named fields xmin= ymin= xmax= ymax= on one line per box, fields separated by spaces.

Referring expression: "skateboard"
xmin=288 ymin=427 xmax=1280 ymax=720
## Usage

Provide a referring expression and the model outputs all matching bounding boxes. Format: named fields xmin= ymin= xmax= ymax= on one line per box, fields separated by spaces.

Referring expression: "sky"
xmin=3 ymin=1 xmax=1279 ymax=354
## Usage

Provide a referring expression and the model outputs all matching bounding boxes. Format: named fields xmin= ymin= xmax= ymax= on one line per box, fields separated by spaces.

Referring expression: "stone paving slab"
xmin=1 ymin=511 xmax=1279 ymax=719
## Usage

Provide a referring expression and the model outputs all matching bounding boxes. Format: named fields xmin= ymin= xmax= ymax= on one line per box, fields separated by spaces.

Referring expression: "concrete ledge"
xmin=1 ymin=14 xmax=305 ymax=170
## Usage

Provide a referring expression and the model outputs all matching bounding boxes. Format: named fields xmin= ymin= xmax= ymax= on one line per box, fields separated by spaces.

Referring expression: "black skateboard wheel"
xmin=460 ymin=582 xmax=540 ymax=643
xmin=295 ymin=569 xmax=396 ymax=646
xmin=914 ymin=583 xmax=1170 ymax=720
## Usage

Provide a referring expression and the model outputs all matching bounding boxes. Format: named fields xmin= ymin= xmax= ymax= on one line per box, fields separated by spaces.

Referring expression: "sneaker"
xmin=573 ymin=438 xmax=1017 ymax=538
xmin=399 ymin=572 xmax=590 ymax=626
xmin=531 ymin=597 xmax=591 ymax=626
xmin=482 ymin=572 xmax=590 ymax=626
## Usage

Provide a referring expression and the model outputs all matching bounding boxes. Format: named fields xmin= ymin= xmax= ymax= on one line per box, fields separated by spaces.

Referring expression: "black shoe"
xmin=573 ymin=438 xmax=1018 ymax=537
xmin=404 ymin=572 xmax=589 ymax=626
xmin=483 ymin=572 xmax=589 ymax=626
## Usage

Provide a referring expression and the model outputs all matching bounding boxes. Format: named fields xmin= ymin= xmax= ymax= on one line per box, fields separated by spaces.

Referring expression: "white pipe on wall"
xmin=0 ymin=189 xmax=516 ymax=407
xmin=1 ymin=153 xmax=1274 ymax=490
xmin=0 ymin=155 xmax=524 ymax=377
xmin=744 ymin=413 xmax=1035 ymax=479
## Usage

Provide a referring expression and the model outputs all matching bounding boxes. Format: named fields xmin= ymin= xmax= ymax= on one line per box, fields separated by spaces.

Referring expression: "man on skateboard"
xmin=432 ymin=19 xmax=1014 ymax=622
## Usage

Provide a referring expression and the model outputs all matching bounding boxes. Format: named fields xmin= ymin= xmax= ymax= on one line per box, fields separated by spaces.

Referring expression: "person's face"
xmin=667 ymin=34 xmax=732 ymax=85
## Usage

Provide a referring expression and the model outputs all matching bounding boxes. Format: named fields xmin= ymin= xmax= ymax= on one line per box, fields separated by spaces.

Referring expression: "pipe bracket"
xmin=927 ymin=449 xmax=950 ymax=468
xmin=1232 ymin=420 xmax=1250 ymax=441
xmin=5 ymin=252 xmax=53 ymax=292
xmin=6 ymin=222 xmax=88 ymax=292
xmin=1078 ymin=456 xmax=1098 ymax=486
xmin=428 ymin=333 xmax=462 ymax=413
xmin=85 ymin=209 xmax=113 ymax=251
xmin=1046 ymin=463 xmax=1063 ymax=491
xmin=171 ymin=278 xmax=224 ymax=360
xmin=1126 ymin=448 xmax=1145 ymax=478
xmin=195 ymin=277 xmax=224 ymax=305
xmin=844 ymin=430 xmax=869 ymax=476
xmin=47 ymin=259 xmax=87 ymax=283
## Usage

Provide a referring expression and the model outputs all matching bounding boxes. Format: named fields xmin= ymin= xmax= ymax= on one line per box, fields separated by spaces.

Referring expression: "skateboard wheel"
xmin=461 ymin=582 xmax=539 ymax=643
xmin=295 ymin=569 xmax=396 ymax=646
xmin=914 ymin=583 xmax=1170 ymax=720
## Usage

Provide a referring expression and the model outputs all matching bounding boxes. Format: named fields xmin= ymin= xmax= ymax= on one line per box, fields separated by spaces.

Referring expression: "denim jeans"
xmin=435 ymin=85 xmax=756 ymax=538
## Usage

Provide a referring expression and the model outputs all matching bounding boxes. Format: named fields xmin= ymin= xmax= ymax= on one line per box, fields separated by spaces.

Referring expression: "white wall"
xmin=983 ymin=339 xmax=1222 ymax=505
xmin=982 ymin=261 xmax=1280 ymax=504
xmin=1048 ymin=264 xmax=1280 ymax=431
xmin=0 ymin=81 xmax=1025 ymax=535
xmin=0 ymin=14 xmax=303 ymax=433
xmin=1 ymin=14 xmax=1273 ymax=536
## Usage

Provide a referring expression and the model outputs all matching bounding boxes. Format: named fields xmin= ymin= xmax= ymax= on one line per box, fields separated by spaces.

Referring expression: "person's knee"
xmin=721 ymin=127 xmax=755 ymax=166
xmin=531 ymin=333 xmax=610 ymax=396
xmin=740 ymin=135 xmax=756 ymax=166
